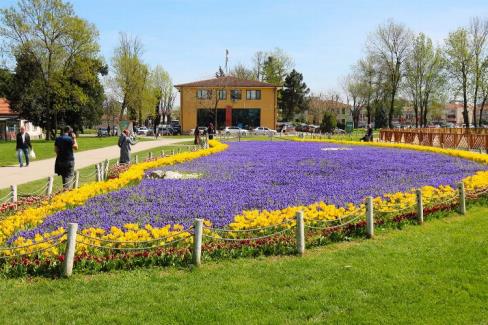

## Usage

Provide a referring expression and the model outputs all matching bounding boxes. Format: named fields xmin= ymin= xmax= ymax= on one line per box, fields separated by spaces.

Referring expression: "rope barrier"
xmin=0 ymin=232 xmax=67 ymax=251
xmin=305 ymin=215 xmax=362 ymax=230
xmin=76 ymin=235 xmax=191 ymax=251
xmin=423 ymin=195 xmax=458 ymax=209
xmin=76 ymin=227 xmax=193 ymax=245
xmin=0 ymin=191 xmax=13 ymax=204
xmin=203 ymin=220 xmax=292 ymax=233
xmin=17 ymin=182 xmax=50 ymax=197
xmin=0 ymin=241 xmax=64 ymax=259
xmin=202 ymin=228 xmax=290 ymax=241
xmin=376 ymin=204 xmax=417 ymax=214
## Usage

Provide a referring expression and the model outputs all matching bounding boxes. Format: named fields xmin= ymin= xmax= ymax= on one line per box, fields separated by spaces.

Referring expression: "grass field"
xmin=0 ymin=141 xmax=193 ymax=194
xmin=0 ymin=136 xmax=157 ymax=167
xmin=0 ymin=203 xmax=486 ymax=323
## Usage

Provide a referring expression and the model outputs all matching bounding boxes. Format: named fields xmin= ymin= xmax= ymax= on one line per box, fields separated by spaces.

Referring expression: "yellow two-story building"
xmin=175 ymin=76 xmax=278 ymax=133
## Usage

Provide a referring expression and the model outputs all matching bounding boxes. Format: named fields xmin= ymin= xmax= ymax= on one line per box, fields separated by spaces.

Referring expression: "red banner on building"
xmin=225 ymin=106 xmax=232 ymax=126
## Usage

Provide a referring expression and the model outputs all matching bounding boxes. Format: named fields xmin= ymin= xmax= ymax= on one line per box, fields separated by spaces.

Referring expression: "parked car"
xmin=170 ymin=120 xmax=181 ymax=135
xmin=253 ymin=127 xmax=277 ymax=135
xmin=333 ymin=128 xmax=346 ymax=134
xmin=158 ymin=124 xmax=175 ymax=136
xmin=224 ymin=126 xmax=248 ymax=135
xmin=97 ymin=128 xmax=108 ymax=137
xmin=136 ymin=126 xmax=149 ymax=136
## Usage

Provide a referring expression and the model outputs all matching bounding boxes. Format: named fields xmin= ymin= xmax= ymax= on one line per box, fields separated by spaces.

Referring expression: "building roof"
xmin=174 ymin=76 xmax=277 ymax=88
xmin=0 ymin=98 xmax=16 ymax=116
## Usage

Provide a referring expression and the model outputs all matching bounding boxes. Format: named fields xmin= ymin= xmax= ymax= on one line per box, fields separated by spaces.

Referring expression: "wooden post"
xmin=161 ymin=150 xmax=165 ymax=157
xmin=10 ymin=185 xmax=17 ymax=203
xmin=457 ymin=182 xmax=466 ymax=215
xmin=172 ymin=149 xmax=175 ymax=156
xmin=135 ymin=154 xmax=139 ymax=164
xmin=416 ymin=189 xmax=424 ymax=224
xmin=74 ymin=170 xmax=80 ymax=188
xmin=149 ymin=151 xmax=153 ymax=159
xmin=193 ymin=218 xmax=203 ymax=267
xmin=63 ymin=222 xmax=78 ymax=277
xmin=96 ymin=164 xmax=101 ymax=182
xmin=104 ymin=159 xmax=110 ymax=180
xmin=366 ymin=196 xmax=374 ymax=238
xmin=295 ymin=211 xmax=305 ymax=255
xmin=47 ymin=176 xmax=54 ymax=196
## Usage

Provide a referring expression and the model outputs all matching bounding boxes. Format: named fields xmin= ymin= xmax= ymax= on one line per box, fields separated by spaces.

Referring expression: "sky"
xmin=2 ymin=0 xmax=488 ymax=94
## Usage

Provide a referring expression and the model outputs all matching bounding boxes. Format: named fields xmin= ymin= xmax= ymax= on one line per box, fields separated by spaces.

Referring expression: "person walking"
xmin=16 ymin=127 xmax=32 ymax=167
xmin=207 ymin=122 xmax=215 ymax=140
xmin=55 ymin=126 xmax=78 ymax=189
xmin=118 ymin=129 xmax=136 ymax=164
xmin=193 ymin=125 xmax=201 ymax=145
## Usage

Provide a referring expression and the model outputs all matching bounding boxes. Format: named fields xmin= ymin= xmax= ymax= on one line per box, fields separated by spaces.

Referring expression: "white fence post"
xmin=366 ymin=196 xmax=374 ymax=238
xmin=47 ymin=176 xmax=54 ymax=196
xmin=135 ymin=154 xmax=139 ymax=164
xmin=148 ymin=151 xmax=153 ymax=159
xmin=416 ymin=189 xmax=424 ymax=224
xmin=74 ymin=170 xmax=80 ymax=188
xmin=96 ymin=164 xmax=101 ymax=182
xmin=295 ymin=211 xmax=305 ymax=255
xmin=193 ymin=218 xmax=203 ymax=267
xmin=63 ymin=222 xmax=78 ymax=277
xmin=161 ymin=149 xmax=165 ymax=157
xmin=457 ymin=182 xmax=466 ymax=215
xmin=172 ymin=149 xmax=175 ymax=156
xmin=104 ymin=159 xmax=109 ymax=180
xmin=10 ymin=185 xmax=17 ymax=203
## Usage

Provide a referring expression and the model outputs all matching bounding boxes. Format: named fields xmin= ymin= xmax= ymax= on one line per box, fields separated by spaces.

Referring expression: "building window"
xmin=341 ymin=108 xmax=346 ymax=114
xmin=246 ymin=90 xmax=261 ymax=100
xmin=231 ymin=89 xmax=241 ymax=100
xmin=197 ymin=89 xmax=211 ymax=99
xmin=217 ymin=90 xmax=226 ymax=100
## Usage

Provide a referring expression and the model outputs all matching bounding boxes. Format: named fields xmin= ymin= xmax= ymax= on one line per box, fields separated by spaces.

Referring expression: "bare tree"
xmin=342 ymin=74 xmax=365 ymax=128
xmin=356 ymin=55 xmax=378 ymax=125
xmin=367 ymin=19 xmax=412 ymax=128
xmin=229 ymin=63 xmax=256 ymax=80
xmin=469 ymin=17 xmax=488 ymax=126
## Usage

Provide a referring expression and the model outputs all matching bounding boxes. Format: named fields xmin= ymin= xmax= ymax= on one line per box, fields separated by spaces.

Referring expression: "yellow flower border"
xmin=3 ymin=137 xmax=488 ymax=255
xmin=0 ymin=140 xmax=228 ymax=245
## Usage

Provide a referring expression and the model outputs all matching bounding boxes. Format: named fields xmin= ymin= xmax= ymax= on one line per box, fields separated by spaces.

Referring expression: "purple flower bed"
xmin=12 ymin=141 xmax=487 ymax=240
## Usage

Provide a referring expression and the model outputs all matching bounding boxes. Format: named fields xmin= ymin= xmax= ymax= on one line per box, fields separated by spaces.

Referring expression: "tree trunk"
xmin=388 ymin=91 xmax=395 ymax=128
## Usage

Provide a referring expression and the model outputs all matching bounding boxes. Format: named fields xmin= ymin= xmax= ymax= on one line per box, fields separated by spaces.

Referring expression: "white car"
xmin=136 ymin=126 xmax=149 ymax=136
xmin=224 ymin=126 xmax=248 ymax=135
xmin=253 ymin=127 xmax=277 ymax=135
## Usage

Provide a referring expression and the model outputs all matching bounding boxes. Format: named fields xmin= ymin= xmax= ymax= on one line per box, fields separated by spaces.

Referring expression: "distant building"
xmin=0 ymin=98 xmax=43 ymax=140
xmin=306 ymin=96 xmax=350 ymax=126
xmin=175 ymin=76 xmax=279 ymax=132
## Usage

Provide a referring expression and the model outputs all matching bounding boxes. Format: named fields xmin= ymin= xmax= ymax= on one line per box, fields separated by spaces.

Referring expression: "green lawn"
xmin=0 ymin=141 xmax=194 ymax=194
xmin=0 ymin=203 xmax=486 ymax=323
xmin=0 ymin=136 xmax=156 ymax=167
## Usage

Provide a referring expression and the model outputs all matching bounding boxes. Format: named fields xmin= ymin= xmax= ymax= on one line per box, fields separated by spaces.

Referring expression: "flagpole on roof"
xmin=225 ymin=49 xmax=229 ymax=75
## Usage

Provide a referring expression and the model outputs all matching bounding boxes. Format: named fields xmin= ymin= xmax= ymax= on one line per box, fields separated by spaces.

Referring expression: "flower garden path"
xmin=0 ymin=137 xmax=189 ymax=188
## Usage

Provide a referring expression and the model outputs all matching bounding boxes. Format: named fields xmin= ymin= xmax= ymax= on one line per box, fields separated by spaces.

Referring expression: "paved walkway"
xmin=0 ymin=138 xmax=189 ymax=188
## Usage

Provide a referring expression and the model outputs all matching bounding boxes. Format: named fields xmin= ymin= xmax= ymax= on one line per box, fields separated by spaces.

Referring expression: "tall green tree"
xmin=0 ymin=0 xmax=103 ymax=138
xmin=260 ymin=48 xmax=294 ymax=85
xmin=279 ymin=69 xmax=310 ymax=121
xmin=444 ymin=28 xmax=472 ymax=127
xmin=468 ymin=17 xmax=488 ymax=126
xmin=404 ymin=33 xmax=445 ymax=127
xmin=0 ymin=68 xmax=12 ymax=97
xmin=320 ymin=111 xmax=337 ymax=133
xmin=112 ymin=33 xmax=149 ymax=123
